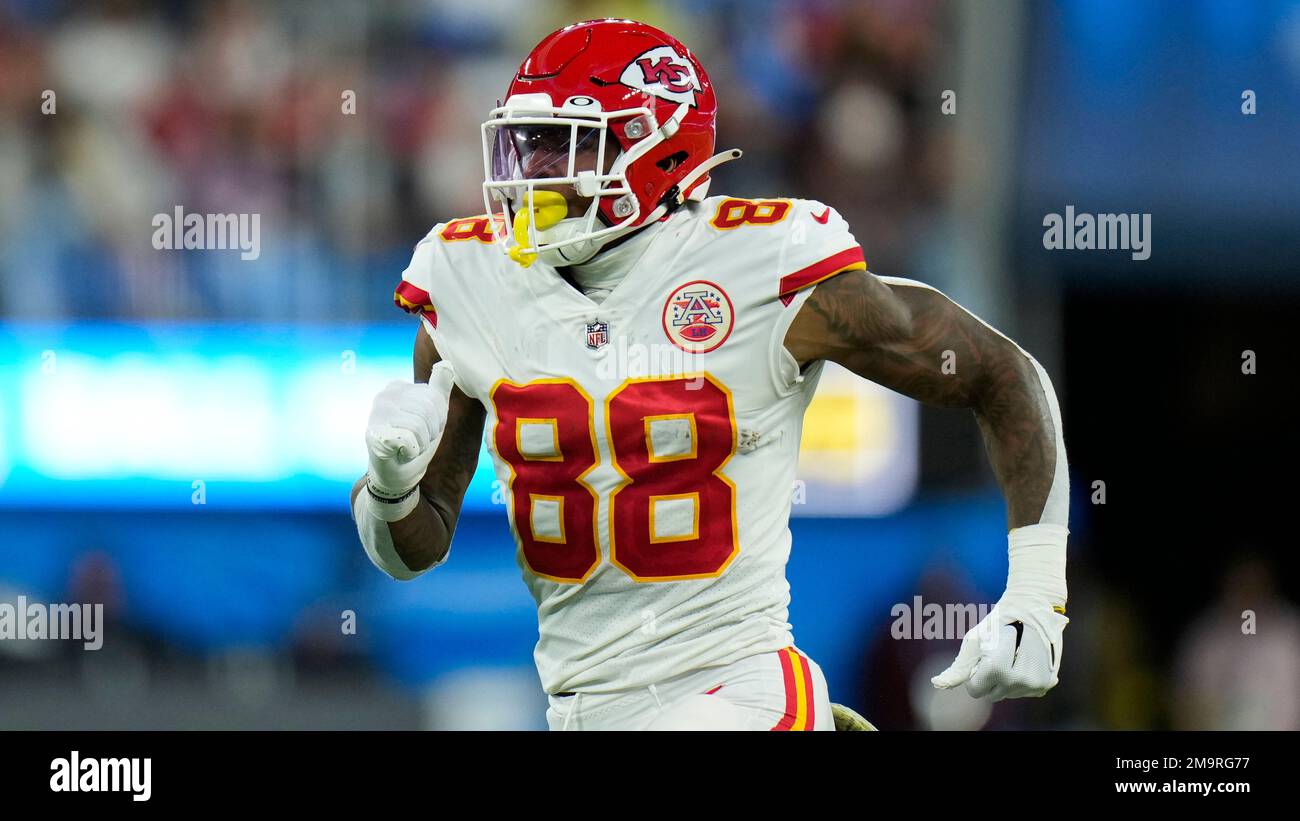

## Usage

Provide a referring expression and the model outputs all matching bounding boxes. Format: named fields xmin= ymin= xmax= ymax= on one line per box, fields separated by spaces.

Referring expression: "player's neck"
xmin=561 ymin=217 xmax=666 ymax=303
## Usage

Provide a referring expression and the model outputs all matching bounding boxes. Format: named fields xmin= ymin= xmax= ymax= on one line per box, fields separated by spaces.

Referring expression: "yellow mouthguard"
xmin=509 ymin=190 xmax=569 ymax=268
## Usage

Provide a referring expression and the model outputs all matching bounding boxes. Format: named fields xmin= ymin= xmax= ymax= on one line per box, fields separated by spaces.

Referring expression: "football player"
xmin=352 ymin=19 xmax=1069 ymax=730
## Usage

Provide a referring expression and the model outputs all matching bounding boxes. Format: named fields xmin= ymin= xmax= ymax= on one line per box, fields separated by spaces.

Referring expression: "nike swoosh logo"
xmin=812 ymin=207 xmax=831 ymax=224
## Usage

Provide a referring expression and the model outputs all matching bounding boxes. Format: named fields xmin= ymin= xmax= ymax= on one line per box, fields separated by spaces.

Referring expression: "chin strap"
xmin=656 ymin=148 xmax=743 ymax=216
xmin=603 ymin=147 xmax=745 ymax=242
xmin=577 ymin=148 xmax=742 ymax=257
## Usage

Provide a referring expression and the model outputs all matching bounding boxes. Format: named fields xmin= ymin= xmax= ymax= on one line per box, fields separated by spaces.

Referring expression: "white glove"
xmin=932 ymin=524 xmax=1069 ymax=701
xmin=364 ymin=362 xmax=457 ymax=502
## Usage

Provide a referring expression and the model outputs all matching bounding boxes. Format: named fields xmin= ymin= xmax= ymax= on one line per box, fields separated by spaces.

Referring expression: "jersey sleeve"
xmin=774 ymin=200 xmax=867 ymax=306
xmin=387 ymin=221 xmax=497 ymax=401
xmin=761 ymin=199 xmax=867 ymax=396
xmin=392 ymin=228 xmax=442 ymax=333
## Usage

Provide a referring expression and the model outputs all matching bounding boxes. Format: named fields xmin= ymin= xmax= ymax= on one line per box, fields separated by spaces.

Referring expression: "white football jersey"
xmin=394 ymin=195 xmax=866 ymax=695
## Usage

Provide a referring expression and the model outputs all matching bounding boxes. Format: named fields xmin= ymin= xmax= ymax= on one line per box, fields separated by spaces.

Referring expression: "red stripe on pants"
xmin=795 ymin=651 xmax=816 ymax=730
xmin=771 ymin=648 xmax=800 ymax=731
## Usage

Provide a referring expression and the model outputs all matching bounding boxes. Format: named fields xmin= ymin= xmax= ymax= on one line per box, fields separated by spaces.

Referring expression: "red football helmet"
xmin=482 ymin=18 xmax=741 ymax=266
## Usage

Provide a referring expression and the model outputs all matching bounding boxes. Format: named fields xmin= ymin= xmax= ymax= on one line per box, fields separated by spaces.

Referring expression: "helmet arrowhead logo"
xmin=620 ymin=46 xmax=701 ymax=107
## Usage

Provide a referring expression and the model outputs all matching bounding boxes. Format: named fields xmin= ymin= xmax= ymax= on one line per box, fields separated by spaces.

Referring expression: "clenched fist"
xmin=364 ymin=361 xmax=457 ymax=499
xmin=931 ymin=523 xmax=1069 ymax=701
xmin=930 ymin=599 xmax=1068 ymax=701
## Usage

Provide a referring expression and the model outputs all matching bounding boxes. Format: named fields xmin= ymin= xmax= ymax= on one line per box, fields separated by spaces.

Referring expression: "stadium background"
xmin=0 ymin=0 xmax=1296 ymax=729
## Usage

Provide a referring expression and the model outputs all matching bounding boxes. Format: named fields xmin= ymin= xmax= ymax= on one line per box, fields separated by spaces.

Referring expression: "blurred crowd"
xmin=2 ymin=0 xmax=1295 ymax=730
xmin=0 ymin=0 xmax=950 ymax=322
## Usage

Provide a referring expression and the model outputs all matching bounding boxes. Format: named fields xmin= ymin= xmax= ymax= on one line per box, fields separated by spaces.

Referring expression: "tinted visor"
xmin=490 ymin=124 xmax=604 ymax=184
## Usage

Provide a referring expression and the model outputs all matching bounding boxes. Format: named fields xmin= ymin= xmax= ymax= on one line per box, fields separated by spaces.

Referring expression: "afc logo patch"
xmin=585 ymin=320 xmax=610 ymax=350
xmin=662 ymin=280 xmax=734 ymax=354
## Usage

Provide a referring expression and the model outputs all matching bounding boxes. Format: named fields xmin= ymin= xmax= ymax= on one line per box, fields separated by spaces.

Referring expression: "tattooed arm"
xmin=786 ymin=267 xmax=1071 ymax=700
xmin=783 ymin=269 xmax=1060 ymax=529
xmin=351 ymin=328 xmax=486 ymax=575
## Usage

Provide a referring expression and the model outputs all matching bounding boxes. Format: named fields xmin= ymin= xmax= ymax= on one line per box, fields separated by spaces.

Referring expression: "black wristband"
xmin=366 ymin=478 xmax=418 ymax=505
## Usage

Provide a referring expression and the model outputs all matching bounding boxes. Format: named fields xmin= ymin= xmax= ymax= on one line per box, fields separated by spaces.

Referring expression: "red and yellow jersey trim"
xmin=778 ymin=246 xmax=867 ymax=306
xmin=394 ymin=280 xmax=438 ymax=329
xmin=771 ymin=646 xmax=817 ymax=731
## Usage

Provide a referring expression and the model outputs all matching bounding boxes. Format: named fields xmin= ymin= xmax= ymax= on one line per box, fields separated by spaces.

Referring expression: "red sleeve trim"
xmin=394 ymin=281 xmax=438 ymax=328
xmin=778 ymin=247 xmax=867 ymax=306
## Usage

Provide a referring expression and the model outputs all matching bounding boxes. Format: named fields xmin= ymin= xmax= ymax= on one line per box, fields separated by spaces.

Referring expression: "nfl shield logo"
xmin=585 ymin=321 xmax=609 ymax=350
